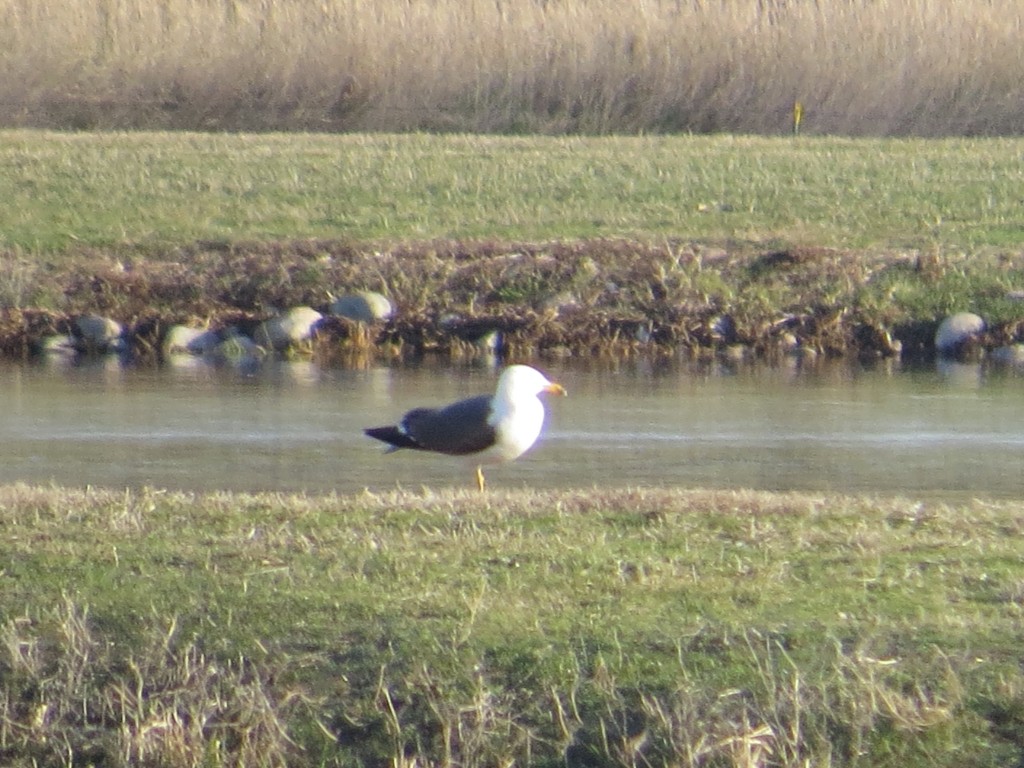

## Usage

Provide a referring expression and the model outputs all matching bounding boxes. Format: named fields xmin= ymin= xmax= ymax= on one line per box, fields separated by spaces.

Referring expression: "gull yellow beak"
xmin=545 ymin=382 xmax=567 ymax=397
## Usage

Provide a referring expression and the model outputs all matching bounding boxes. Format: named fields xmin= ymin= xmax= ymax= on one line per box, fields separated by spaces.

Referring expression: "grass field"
xmin=4 ymin=130 xmax=1024 ymax=254
xmin=2 ymin=485 xmax=1023 ymax=766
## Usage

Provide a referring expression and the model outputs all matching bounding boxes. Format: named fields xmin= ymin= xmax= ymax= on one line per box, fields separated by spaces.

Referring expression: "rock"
xmin=990 ymin=344 xmax=1024 ymax=366
xmin=254 ymin=306 xmax=323 ymax=351
xmin=162 ymin=325 xmax=218 ymax=356
xmin=187 ymin=329 xmax=221 ymax=355
xmin=709 ymin=314 xmax=737 ymax=344
xmin=39 ymin=334 xmax=77 ymax=356
xmin=777 ymin=332 xmax=800 ymax=354
xmin=72 ymin=314 xmax=123 ymax=354
xmin=934 ymin=312 xmax=985 ymax=357
xmin=633 ymin=324 xmax=652 ymax=344
xmin=204 ymin=329 xmax=267 ymax=368
xmin=330 ymin=292 xmax=393 ymax=323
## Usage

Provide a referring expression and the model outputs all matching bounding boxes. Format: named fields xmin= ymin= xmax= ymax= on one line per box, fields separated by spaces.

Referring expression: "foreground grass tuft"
xmin=1 ymin=484 xmax=1022 ymax=766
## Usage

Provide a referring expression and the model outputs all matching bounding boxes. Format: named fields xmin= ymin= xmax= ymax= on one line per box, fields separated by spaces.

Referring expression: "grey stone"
xmin=330 ymin=292 xmax=393 ymax=323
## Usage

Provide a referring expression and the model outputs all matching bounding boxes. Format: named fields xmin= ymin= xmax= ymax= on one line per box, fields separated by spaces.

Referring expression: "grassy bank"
xmin=2 ymin=0 xmax=1024 ymax=134
xmin=2 ymin=131 xmax=1024 ymax=362
xmin=4 ymin=131 xmax=1024 ymax=254
xmin=1 ymin=484 xmax=1021 ymax=766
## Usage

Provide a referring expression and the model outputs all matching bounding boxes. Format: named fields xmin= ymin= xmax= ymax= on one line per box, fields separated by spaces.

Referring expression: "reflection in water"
xmin=0 ymin=355 xmax=1022 ymax=500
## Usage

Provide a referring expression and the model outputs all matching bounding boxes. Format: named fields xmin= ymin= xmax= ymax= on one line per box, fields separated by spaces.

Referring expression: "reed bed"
xmin=2 ymin=0 xmax=1024 ymax=134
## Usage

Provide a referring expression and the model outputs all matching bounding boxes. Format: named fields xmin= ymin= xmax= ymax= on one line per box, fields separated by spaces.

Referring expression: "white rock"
xmin=934 ymin=312 xmax=985 ymax=356
xmin=39 ymin=334 xmax=77 ymax=356
xmin=162 ymin=325 xmax=217 ymax=356
xmin=73 ymin=314 xmax=122 ymax=353
xmin=203 ymin=330 xmax=267 ymax=371
xmin=254 ymin=306 xmax=323 ymax=351
xmin=330 ymin=292 xmax=393 ymax=323
xmin=990 ymin=344 xmax=1024 ymax=366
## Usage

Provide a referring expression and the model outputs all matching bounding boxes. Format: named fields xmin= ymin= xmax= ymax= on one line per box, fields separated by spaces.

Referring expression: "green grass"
xmin=2 ymin=484 xmax=1023 ymax=766
xmin=3 ymin=130 xmax=1024 ymax=362
xmin=4 ymin=132 xmax=1024 ymax=255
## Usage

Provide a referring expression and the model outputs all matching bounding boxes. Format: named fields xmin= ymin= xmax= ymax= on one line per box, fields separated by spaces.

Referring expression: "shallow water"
xmin=1 ymin=355 xmax=1022 ymax=500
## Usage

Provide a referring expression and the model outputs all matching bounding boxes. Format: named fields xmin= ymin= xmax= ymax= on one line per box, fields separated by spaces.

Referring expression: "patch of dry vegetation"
xmin=3 ymin=238 xmax=1024 ymax=364
xmin=2 ymin=0 xmax=1024 ymax=134
xmin=0 ymin=484 xmax=1022 ymax=766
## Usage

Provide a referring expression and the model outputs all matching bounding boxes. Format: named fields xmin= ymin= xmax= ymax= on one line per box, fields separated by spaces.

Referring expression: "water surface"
xmin=1 ymin=356 xmax=1021 ymax=500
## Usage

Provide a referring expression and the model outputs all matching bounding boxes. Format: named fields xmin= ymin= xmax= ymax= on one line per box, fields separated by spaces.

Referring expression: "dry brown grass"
xmin=4 ymin=237 xmax=1024 ymax=364
xmin=0 ymin=239 xmax=926 ymax=363
xmin=2 ymin=0 xmax=1023 ymax=134
xmin=1 ymin=600 xmax=300 ymax=767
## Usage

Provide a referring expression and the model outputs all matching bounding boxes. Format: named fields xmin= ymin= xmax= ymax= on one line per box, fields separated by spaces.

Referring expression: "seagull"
xmin=364 ymin=365 xmax=566 ymax=491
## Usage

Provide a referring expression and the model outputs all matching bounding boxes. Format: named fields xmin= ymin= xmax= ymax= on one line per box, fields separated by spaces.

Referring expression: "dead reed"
xmin=2 ymin=0 xmax=1024 ymax=134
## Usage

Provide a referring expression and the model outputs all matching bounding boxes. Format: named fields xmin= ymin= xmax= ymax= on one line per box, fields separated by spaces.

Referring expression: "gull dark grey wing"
xmin=363 ymin=395 xmax=498 ymax=456
xmin=402 ymin=395 xmax=497 ymax=455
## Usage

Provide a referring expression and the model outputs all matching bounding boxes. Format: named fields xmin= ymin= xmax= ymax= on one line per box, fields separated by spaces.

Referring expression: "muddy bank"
xmin=2 ymin=238 xmax=1022 ymax=366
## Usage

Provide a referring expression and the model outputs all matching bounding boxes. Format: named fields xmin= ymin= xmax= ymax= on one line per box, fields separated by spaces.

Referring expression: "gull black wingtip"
xmin=364 ymin=425 xmax=419 ymax=452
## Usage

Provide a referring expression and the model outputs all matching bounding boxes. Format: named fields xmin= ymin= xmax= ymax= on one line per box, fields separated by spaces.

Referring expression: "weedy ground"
xmin=2 ymin=237 xmax=1023 ymax=364
xmin=0 ymin=484 xmax=1022 ymax=766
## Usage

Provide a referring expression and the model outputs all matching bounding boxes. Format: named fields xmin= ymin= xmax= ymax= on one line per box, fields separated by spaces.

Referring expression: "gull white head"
xmin=485 ymin=365 xmax=566 ymax=468
xmin=494 ymin=364 xmax=567 ymax=403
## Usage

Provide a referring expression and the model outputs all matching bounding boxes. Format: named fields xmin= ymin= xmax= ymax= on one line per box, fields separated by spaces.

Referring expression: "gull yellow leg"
xmin=475 ymin=466 xmax=486 ymax=492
